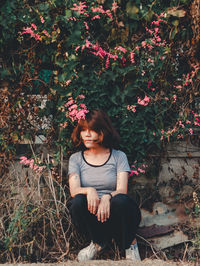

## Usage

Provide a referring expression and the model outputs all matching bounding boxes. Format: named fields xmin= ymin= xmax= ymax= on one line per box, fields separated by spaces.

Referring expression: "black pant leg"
xmin=109 ymin=193 xmax=141 ymax=250
xmin=69 ymin=194 xmax=112 ymax=246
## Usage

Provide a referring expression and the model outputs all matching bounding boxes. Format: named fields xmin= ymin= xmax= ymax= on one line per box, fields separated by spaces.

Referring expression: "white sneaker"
xmin=77 ymin=241 xmax=102 ymax=261
xmin=125 ymin=243 xmax=141 ymax=261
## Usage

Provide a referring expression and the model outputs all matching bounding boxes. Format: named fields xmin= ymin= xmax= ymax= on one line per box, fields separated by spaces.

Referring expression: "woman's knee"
xmin=111 ymin=193 xmax=131 ymax=208
xmin=70 ymin=194 xmax=87 ymax=212
xmin=111 ymin=194 xmax=141 ymax=218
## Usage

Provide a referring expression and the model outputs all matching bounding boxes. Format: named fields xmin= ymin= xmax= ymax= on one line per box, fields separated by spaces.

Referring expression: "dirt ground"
xmin=1 ymin=259 xmax=196 ymax=266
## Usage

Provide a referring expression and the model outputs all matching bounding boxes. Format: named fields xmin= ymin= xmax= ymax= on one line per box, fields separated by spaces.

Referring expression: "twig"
xmin=182 ymin=243 xmax=189 ymax=262
xmin=136 ymin=233 xmax=161 ymax=260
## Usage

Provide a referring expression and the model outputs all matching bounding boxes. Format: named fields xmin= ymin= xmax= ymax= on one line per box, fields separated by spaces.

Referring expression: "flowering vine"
xmin=60 ymin=95 xmax=89 ymax=127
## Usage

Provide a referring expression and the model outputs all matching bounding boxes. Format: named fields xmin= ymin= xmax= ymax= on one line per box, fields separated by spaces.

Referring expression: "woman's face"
xmin=80 ymin=128 xmax=100 ymax=148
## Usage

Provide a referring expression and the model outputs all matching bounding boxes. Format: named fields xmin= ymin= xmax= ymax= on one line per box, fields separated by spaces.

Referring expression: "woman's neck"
xmin=85 ymin=146 xmax=109 ymax=155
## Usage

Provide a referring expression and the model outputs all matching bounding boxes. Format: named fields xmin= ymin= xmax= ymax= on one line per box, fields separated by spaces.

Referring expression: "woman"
xmin=68 ymin=110 xmax=141 ymax=261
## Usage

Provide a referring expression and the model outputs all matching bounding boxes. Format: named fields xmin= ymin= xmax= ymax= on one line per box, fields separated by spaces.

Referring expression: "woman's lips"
xmin=84 ymin=139 xmax=98 ymax=142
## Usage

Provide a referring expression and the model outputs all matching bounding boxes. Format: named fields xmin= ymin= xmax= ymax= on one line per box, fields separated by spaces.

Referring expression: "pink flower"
xmin=68 ymin=104 xmax=78 ymax=111
xmin=130 ymin=52 xmax=135 ymax=63
xmin=68 ymin=109 xmax=77 ymax=117
xmin=65 ymin=95 xmax=89 ymax=122
xmin=84 ymin=21 xmax=89 ymax=30
xmin=152 ymin=20 xmax=159 ymax=26
xmin=145 ymin=27 xmax=153 ymax=35
xmin=31 ymin=24 xmax=37 ymax=30
xmin=138 ymin=168 xmax=145 ymax=174
xmin=130 ymin=170 xmax=139 ymax=176
xmin=21 ymin=27 xmax=34 ymax=36
xmin=147 ymin=44 xmax=153 ymax=50
xmin=78 ymin=94 xmax=85 ymax=99
xmin=186 ymin=120 xmax=191 ymax=124
xmin=127 ymin=105 xmax=136 ymax=113
xmin=105 ymin=10 xmax=113 ymax=19
xmin=154 ymin=27 xmax=159 ymax=33
xmin=148 ymin=58 xmax=154 ymax=63
xmin=29 ymin=159 xmax=34 ymax=169
xmin=20 ymin=156 xmax=28 ymax=164
xmin=34 ymin=33 xmax=41 ymax=41
xmin=76 ymin=109 xmax=89 ymax=120
xmin=92 ymin=15 xmax=101 ymax=20
xmin=172 ymin=94 xmax=177 ymax=103
xmin=65 ymin=99 xmax=74 ymax=107
xmin=137 ymin=95 xmax=150 ymax=106
xmin=112 ymin=2 xmax=119 ymax=12
xmin=115 ymin=46 xmax=127 ymax=53
xmin=141 ymin=41 xmax=146 ymax=47
xmin=21 ymin=26 xmax=41 ymax=41
xmin=194 ymin=121 xmax=200 ymax=126
xmin=177 ymin=134 xmax=184 ymax=139
xmin=79 ymin=103 xmax=87 ymax=108
xmin=43 ymin=30 xmax=51 ymax=37
xmin=105 ymin=56 xmax=110 ymax=69
xmin=189 ymin=128 xmax=193 ymax=135
xmin=178 ymin=120 xmax=185 ymax=128
xmin=156 ymin=36 xmax=161 ymax=42
xmin=147 ymin=80 xmax=151 ymax=89
xmin=40 ymin=16 xmax=45 ymax=23
xmin=91 ymin=6 xmax=105 ymax=13
xmin=71 ymin=2 xmax=88 ymax=15
xmin=66 ymin=79 xmax=72 ymax=86
xmin=75 ymin=46 xmax=81 ymax=52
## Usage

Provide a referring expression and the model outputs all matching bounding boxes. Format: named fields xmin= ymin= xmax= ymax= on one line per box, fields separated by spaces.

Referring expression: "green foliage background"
xmin=1 ymin=0 xmax=199 ymax=167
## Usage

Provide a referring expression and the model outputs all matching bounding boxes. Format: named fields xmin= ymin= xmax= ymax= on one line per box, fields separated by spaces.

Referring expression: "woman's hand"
xmin=96 ymin=194 xmax=111 ymax=223
xmin=87 ymin=187 xmax=100 ymax=215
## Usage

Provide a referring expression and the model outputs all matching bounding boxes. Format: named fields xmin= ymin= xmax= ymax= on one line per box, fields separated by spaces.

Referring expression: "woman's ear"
xmin=98 ymin=131 xmax=104 ymax=143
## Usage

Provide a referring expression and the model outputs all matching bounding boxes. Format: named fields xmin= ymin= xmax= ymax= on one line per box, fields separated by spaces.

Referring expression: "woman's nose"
xmin=85 ymin=129 xmax=91 ymax=136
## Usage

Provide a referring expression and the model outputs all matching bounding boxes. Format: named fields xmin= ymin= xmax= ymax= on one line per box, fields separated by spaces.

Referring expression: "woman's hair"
xmin=71 ymin=110 xmax=120 ymax=149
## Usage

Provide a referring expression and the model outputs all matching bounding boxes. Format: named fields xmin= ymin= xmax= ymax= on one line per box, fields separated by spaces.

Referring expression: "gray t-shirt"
xmin=68 ymin=149 xmax=130 ymax=198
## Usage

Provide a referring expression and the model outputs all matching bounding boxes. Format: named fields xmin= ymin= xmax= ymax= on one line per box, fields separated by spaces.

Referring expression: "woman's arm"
xmin=111 ymin=171 xmax=129 ymax=196
xmin=69 ymin=173 xmax=100 ymax=214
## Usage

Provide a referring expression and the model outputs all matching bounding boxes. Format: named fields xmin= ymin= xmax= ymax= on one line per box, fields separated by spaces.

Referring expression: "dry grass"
xmin=0 ymin=158 xmax=199 ymax=264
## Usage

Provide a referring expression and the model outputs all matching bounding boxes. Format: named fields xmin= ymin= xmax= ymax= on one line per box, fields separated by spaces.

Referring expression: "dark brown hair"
xmin=71 ymin=110 xmax=120 ymax=149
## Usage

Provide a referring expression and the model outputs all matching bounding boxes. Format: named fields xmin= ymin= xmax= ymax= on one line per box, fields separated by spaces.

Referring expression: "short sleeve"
xmin=116 ymin=151 xmax=131 ymax=173
xmin=68 ymin=153 xmax=81 ymax=176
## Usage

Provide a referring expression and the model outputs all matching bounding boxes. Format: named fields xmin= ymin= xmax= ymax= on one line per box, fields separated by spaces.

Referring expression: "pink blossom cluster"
xmin=137 ymin=95 xmax=150 ymax=106
xmin=62 ymin=95 xmax=89 ymax=123
xmin=71 ymin=2 xmax=88 ymax=16
xmin=20 ymin=156 xmax=46 ymax=173
xmin=70 ymin=1 xmax=118 ymax=20
xmin=136 ymin=16 xmax=167 ymax=52
xmin=172 ymin=94 xmax=177 ymax=103
xmin=160 ymin=126 xmax=177 ymax=141
xmin=77 ymin=40 xmax=121 ymax=69
xmin=127 ymin=105 xmax=136 ymax=113
xmin=76 ymin=40 xmax=136 ymax=69
xmin=147 ymin=80 xmax=155 ymax=91
xmin=21 ymin=24 xmax=41 ymax=41
xmin=129 ymin=163 xmax=147 ymax=177
xmin=21 ymin=22 xmax=51 ymax=41
xmin=159 ymin=112 xmax=200 ymax=142
xmin=194 ymin=112 xmax=200 ymax=127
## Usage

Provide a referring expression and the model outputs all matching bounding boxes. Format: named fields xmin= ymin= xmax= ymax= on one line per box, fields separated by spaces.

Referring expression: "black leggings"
xmin=69 ymin=193 xmax=141 ymax=250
